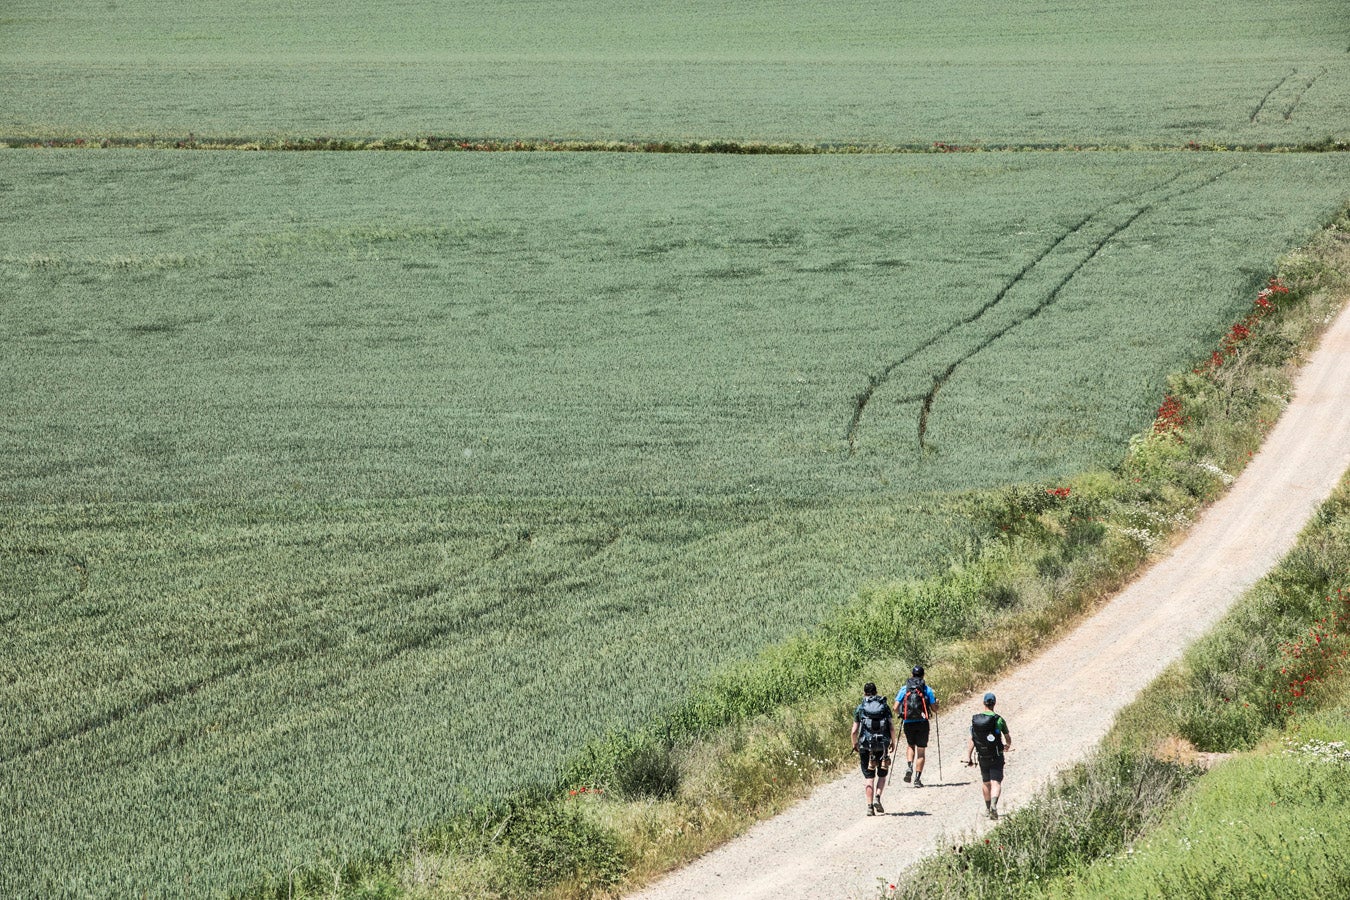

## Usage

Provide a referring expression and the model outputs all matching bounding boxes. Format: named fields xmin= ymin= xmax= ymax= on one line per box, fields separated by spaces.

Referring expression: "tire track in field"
xmin=846 ymin=172 xmax=1185 ymax=454
xmin=2 ymin=592 xmax=489 ymax=765
xmin=916 ymin=166 xmax=1237 ymax=451
xmin=0 ymin=525 xmax=625 ymax=765
xmin=0 ymin=545 xmax=89 ymax=603
xmin=845 ymin=213 xmax=1098 ymax=454
xmin=362 ymin=524 xmax=625 ymax=663
xmin=0 ymin=643 xmax=324 ymax=767
xmin=1283 ymin=68 xmax=1328 ymax=122
xmin=1250 ymin=68 xmax=1298 ymax=123
xmin=0 ymin=602 xmax=490 ymax=766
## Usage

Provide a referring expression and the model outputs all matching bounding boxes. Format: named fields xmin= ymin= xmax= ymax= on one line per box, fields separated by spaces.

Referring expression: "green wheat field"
xmin=1 ymin=0 xmax=1347 ymax=896
xmin=2 ymin=0 xmax=1348 ymax=144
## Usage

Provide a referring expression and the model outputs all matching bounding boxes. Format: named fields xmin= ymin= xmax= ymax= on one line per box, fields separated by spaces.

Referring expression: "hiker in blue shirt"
xmin=894 ymin=665 xmax=938 ymax=787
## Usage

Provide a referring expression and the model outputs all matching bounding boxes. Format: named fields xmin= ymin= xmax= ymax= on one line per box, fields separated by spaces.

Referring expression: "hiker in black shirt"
xmin=851 ymin=682 xmax=895 ymax=816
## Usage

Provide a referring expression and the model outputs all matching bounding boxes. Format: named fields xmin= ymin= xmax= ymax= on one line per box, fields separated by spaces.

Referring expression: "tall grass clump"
xmin=895 ymin=750 xmax=1199 ymax=900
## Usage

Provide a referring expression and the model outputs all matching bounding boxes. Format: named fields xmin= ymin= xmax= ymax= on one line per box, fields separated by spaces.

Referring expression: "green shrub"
xmin=500 ymin=803 xmax=627 ymax=892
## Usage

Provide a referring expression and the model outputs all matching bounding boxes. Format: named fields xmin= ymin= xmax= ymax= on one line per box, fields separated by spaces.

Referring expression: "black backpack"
xmin=858 ymin=694 xmax=891 ymax=751
xmin=902 ymin=677 xmax=929 ymax=720
xmin=971 ymin=712 xmax=1004 ymax=758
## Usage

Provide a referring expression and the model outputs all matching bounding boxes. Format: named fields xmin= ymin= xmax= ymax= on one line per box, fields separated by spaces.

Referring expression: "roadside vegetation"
xmin=1041 ymin=477 xmax=1350 ymax=899
xmin=262 ymin=211 xmax=1349 ymax=898
xmin=894 ymin=474 xmax=1350 ymax=900
xmin=1043 ymin=701 xmax=1350 ymax=899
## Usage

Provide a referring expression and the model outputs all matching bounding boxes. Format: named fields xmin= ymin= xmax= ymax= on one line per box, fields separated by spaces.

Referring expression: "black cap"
xmin=912 ymin=665 xmax=924 ymax=678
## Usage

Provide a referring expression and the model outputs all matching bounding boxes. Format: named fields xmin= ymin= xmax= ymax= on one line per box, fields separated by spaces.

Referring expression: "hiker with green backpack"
xmin=894 ymin=665 xmax=938 ymax=788
xmin=851 ymin=682 xmax=895 ymax=816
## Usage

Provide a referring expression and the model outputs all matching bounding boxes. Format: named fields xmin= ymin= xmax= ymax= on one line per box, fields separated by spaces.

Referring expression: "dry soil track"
xmin=632 ymin=299 xmax=1350 ymax=900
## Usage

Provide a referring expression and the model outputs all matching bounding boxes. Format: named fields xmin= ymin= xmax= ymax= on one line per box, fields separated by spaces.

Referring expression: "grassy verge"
xmin=1040 ymin=697 xmax=1350 ymax=899
xmin=253 ymin=208 xmax=1350 ymax=899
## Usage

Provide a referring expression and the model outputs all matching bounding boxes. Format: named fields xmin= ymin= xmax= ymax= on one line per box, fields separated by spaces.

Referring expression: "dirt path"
xmin=632 ymin=299 xmax=1350 ymax=900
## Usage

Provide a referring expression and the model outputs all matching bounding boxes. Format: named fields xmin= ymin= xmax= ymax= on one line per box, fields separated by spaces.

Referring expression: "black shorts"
xmin=858 ymin=746 xmax=891 ymax=779
xmin=977 ymin=756 xmax=1005 ymax=783
xmin=903 ymin=720 xmax=930 ymax=748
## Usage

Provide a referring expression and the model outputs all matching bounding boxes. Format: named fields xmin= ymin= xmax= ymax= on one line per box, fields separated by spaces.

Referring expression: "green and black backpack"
xmin=971 ymin=712 xmax=1005 ymax=758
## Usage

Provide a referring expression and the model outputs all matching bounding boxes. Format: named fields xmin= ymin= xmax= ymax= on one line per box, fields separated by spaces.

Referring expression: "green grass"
xmin=1042 ymin=710 xmax=1350 ymax=899
xmin=1 ymin=151 xmax=1346 ymax=897
xmin=3 ymin=497 xmax=966 ymax=897
xmin=4 ymin=3 xmax=1347 ymax=896
xmin=894 ymin=700 xmax=1350 ymax=900
xmin=2 ymin=0 xmax=1347 ymax=144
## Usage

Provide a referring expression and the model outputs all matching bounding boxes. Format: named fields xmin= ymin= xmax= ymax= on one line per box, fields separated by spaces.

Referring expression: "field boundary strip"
xmin=5 ymin=137 xmax=1349 ymax=154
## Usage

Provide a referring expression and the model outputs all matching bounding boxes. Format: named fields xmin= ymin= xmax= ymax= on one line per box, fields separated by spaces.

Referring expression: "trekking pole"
xmin=935 ymin=713 xmax=943 ymax=784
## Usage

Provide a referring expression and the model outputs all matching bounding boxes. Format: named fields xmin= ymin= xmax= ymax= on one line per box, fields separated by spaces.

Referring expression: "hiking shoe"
xmin=913 ymin=775 xmax=923 ymax=788
xmin=873 ymin=796 xmax=884 ymax=814
xmin=989 ymin=806 xmax=999 ymax=820
xmin=902 ymin=769 xmax=912 ymax=783
xmin=867 ymin=802 xmax=876 ymax=816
